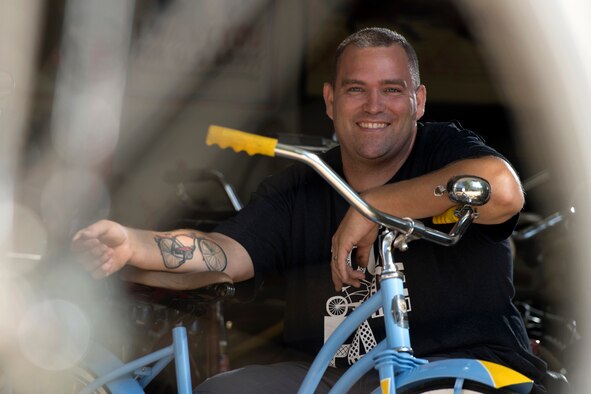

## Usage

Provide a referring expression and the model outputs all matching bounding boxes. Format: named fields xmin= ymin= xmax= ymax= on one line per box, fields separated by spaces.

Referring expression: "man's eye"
xmin=347 ymin=87 xmax=363 ymax=93
xmin=385 ymin=87 xmax=403 ymax=94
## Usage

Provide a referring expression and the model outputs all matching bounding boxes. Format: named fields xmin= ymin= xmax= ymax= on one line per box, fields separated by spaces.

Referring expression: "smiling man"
xmin=73 ymin=28 xmax=547 ymax=393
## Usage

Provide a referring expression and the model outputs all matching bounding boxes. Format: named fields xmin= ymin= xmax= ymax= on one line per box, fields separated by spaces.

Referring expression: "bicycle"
xmin=205 ymin=124 xmax=536 ymax=393
xmin=511 ymin=206 xmax=579 ymax=382
xmin=1 ymin=125 xmax=536 ymax=394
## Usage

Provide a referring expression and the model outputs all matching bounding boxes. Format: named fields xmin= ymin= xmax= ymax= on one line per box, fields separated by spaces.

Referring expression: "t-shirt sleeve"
xmin=213 ymin=166 xmax=299 ymax=277
xmin=424 ymin=121 xmax=508 ymax=165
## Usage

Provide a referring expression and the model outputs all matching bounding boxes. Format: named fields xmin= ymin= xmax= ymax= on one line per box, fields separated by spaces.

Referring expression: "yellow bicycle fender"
xmin=479 ymin=360 xmax=533 ymax=388
xmin=206 ymin=125 xmax=278 ymax=157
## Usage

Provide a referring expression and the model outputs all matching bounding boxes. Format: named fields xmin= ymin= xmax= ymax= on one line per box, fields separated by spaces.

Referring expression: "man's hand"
xmin=331 ymin=207 xmax=379 ymax=291
xmin=71 ymin=220 xmax=133 ymax=279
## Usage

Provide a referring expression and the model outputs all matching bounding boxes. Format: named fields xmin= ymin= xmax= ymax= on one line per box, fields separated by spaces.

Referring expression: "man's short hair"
xmin=331 ymin=27 xmax=421 ymax=89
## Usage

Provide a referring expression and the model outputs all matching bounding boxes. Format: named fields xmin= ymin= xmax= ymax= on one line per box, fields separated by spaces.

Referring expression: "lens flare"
xmin=17 ymin=299 xmax=91 ymax=371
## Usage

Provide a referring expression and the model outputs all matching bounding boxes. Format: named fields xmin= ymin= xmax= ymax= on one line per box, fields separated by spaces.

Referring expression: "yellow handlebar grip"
xmin=206 ymin=125 xmax=278 ymax=157
xmin=432 ymin=206 xmax=459 ymax=224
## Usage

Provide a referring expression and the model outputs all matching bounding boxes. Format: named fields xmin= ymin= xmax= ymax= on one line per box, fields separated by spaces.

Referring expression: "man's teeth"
xmin=359 ymin=122 xmax=387 ymax=129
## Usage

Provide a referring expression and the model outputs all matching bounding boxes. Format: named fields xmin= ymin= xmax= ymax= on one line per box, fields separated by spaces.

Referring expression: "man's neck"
xmin=342 ymin=136 xmax=416 ymax=193
xmin=342 ymin=157 xmax=404 ymax=192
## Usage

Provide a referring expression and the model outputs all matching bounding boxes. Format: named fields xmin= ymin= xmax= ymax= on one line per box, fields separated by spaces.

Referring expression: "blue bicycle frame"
xmin=79 ymin=326 xmax=192 ymax=394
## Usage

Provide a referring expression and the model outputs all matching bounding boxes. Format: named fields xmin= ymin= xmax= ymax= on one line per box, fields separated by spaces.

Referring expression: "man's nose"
xmin=363 ymin=90 xmax=385 ymax=114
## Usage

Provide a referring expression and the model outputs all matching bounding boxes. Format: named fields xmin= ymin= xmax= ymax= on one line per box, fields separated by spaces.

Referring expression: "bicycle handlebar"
xmin=206 ymin=125 xmax=477 ymax=247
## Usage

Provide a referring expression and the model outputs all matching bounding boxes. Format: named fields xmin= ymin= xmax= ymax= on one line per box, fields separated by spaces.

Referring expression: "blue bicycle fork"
xmin=373 ymin=230 xmax=426 ymax=393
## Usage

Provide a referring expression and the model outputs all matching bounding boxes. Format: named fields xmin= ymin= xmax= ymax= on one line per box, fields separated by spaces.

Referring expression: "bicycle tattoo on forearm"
xmin=154 ymin=233 xmax=227 ymax=271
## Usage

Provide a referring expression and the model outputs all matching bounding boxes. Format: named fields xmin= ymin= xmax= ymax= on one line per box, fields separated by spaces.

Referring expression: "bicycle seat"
xmin=119 ymin=267 xmax=235 ymax=310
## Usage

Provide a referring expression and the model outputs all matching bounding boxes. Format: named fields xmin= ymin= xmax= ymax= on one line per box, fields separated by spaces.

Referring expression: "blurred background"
xmin=1 ymin=0 xmax=590 ymax=392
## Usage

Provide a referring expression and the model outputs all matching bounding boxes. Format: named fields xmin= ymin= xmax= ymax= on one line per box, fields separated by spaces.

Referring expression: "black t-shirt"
xmin=214 ymin=121 xmax=546 ymax=382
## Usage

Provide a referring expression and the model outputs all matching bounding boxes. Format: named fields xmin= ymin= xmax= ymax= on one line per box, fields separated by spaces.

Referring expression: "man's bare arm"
xmin=72 ymin=220 xmax=254 ymax=282
xmin=363 ymin=156 xmax=524 ymax=224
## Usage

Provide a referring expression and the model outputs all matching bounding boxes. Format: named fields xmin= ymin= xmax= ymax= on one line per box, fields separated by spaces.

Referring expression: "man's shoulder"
xmin=260 ymin=146 xmax=341 ymax=190
xmin=417 ymin=121 xmax=486 ymax=144
xmin=419 ymin=120 xmax=473 ymax=134
xmin=282 ymin=146 xmax=342 ymax=177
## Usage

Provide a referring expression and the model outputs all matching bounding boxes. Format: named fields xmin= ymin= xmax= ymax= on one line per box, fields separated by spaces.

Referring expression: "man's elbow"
xmin=485 ymin=173 xmax=524 ymax=224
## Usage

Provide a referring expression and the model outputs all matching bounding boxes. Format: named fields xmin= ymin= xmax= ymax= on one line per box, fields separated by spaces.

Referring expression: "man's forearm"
xmin=128 ymin=228 xmax=225 ymax=272
xmin=363 ymin=156 xmax=524 ymax=224
xmin=128 ymin=228 xmax=254 ymax=281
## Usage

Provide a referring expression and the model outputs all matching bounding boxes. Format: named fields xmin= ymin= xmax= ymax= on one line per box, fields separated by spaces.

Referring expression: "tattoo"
xmin=198 ymin=238 xmax=227 ymax=272
xmin=154 ymin=233 xmax=196 ymax=269
xmin=154 ymin=233 xmax=227 ymax=271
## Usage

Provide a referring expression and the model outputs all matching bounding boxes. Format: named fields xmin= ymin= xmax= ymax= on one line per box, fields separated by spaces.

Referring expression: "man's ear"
xmin=323 ymin=82 xmax=334 ymax=120
xmin=415 ymin=84 xmax=427 ymax=120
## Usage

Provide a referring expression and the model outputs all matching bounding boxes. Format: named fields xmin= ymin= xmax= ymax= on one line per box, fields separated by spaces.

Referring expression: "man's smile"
xmin=357 ymin=121 xmax=390 ymax=129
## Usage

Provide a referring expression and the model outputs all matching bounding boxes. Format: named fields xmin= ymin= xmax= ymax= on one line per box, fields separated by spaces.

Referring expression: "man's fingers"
xmin=72 ymin=220 xmax=122 ymax=247
xmin=331 ymin=253 xmax=365 ymax=291
xmin=338 ymin=255 xmax=349 ymax=282
xmin=91 ymin=261 xmax=113 ymax=279
xmin=71 ymin=236 xmax=95 ymax=252
xmin=71 ymin=220 xmax=126 ymax=280
xmin=347 ymin=266 xmax=365 ymax=281
xmin=331 ymin=253 xmax=350 ymax=291
xmin=354 ymin=246 xmax=371 ymax=268
xmin=331 ymin=266 xmax=344 ymax=292
xmin=72 ymin=227 xmax=101 ymax=243
xmin=82 ymin=250 xmax=112 ymax=271
xmin=73 ymin=238 xmax=114 ymax=271
xmin=341 ymin=265 xmax=364 ymax=288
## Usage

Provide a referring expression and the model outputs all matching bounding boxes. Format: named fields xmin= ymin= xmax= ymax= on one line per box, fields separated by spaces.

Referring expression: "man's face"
xmin=323 ymin=45 xmax=426 ymax=166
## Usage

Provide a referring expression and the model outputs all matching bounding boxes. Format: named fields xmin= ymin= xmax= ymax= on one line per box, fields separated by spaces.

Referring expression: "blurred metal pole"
xmin=0 ymin=1 xmax=44 ymax=377
xmin=48 ymin=0 xmax=135 ymax=234
xmin=50 ymin=0 xmax=136 ymax=167
xmin=456 ymin=0 xmax=591 ymax=387
xmin=0 ymin=0 xmax=44 ymax=271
